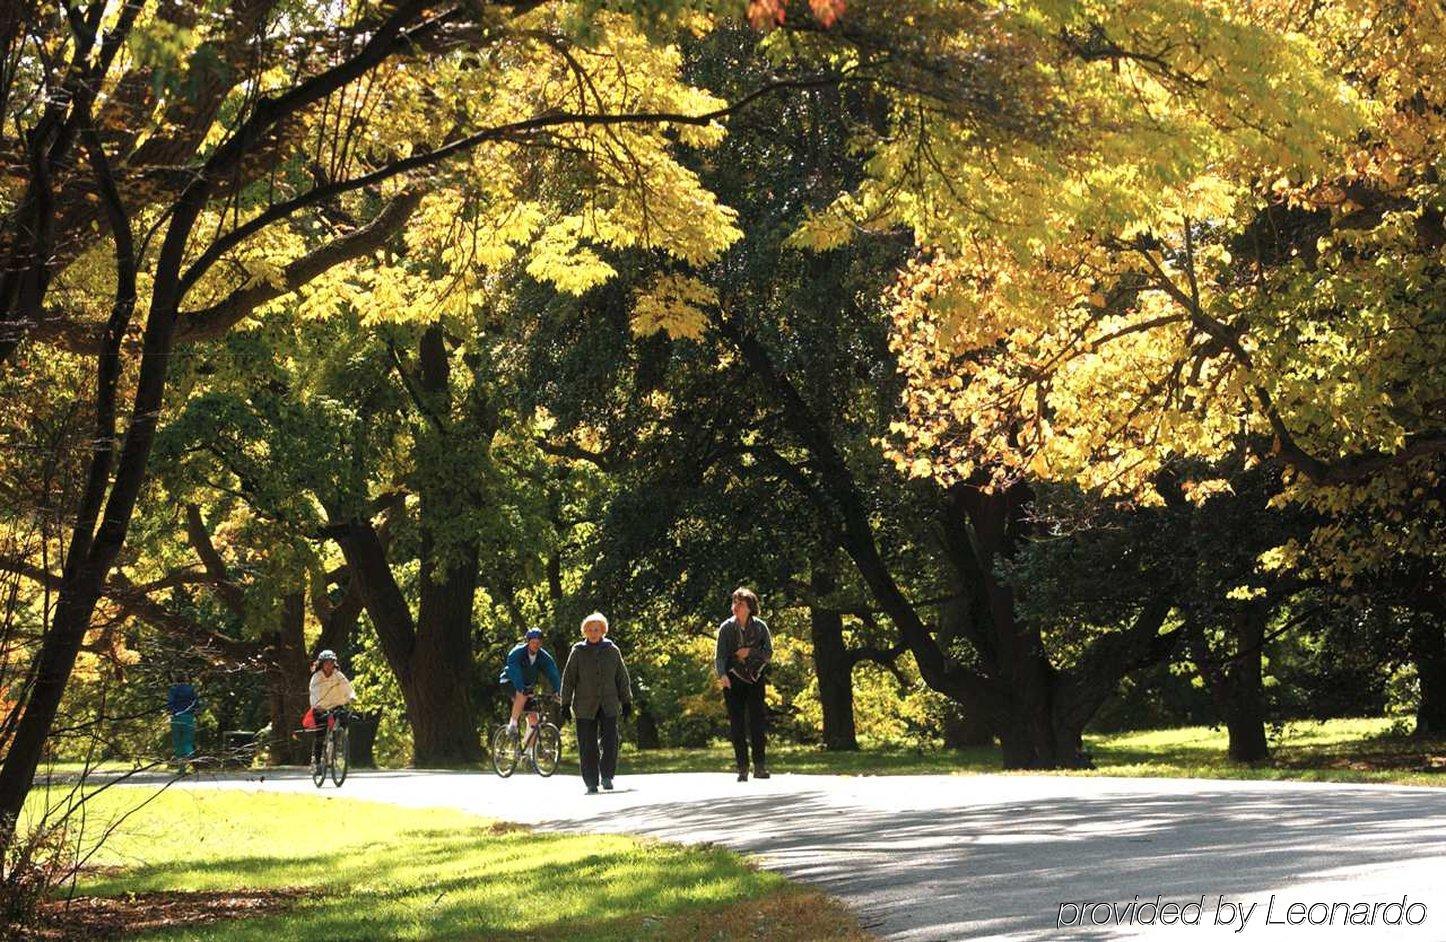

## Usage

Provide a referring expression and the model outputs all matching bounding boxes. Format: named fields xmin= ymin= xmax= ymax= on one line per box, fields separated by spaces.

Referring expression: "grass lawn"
xmin=25 ymin=789 xmax=867 ymax=941
xmin=609 ymin=716 xmax=1446 ymax=787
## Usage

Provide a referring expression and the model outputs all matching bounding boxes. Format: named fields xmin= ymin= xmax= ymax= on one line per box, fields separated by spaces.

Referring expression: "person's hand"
xmin=720 ymin=675 xmax=731 ymax=689
xmin=621 ymin=702 xmax=633 ymax=718
xmin=735 ymin=646 xmax=751 ymax=661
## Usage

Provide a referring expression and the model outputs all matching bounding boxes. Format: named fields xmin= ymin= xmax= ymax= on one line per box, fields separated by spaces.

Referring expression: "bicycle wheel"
xmin=531 ymin=723 xmax=561 ymax=777
xmin=491 ymin=725 xmax=520 ymax=777
xmin=330 ymin=725 xmax=349 ymax=787
xmin=311 ymin=734 xmax=327 ymax=788
xmin=309 ymin=737 xmax=326 ymax=787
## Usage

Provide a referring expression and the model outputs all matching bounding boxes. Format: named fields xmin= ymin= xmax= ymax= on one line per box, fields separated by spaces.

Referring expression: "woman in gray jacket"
xmin=559 ymin=611 xmax=632 ymax=794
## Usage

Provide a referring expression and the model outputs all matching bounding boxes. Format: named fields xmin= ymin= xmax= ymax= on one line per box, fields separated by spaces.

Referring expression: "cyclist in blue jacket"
xmin=500 ymin=629 xmax=562 ymax=735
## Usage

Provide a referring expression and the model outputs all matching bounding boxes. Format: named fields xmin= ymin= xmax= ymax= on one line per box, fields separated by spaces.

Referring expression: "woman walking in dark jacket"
xmin=560 ymin=612 xmax=632 ymax=794
xmin=716 ymin=587 xmax=773 ymax=781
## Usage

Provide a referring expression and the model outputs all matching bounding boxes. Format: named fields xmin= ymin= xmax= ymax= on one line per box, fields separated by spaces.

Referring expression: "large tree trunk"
xmin=266 ymin=591 xmax=313 ymax=765
xmin=410 ymin=323 xmax=483 ymax=765
xmin=411 ymin=546 xmax=484 ymax=765
xmin=809 ymin=566 xmax=858 ymax=751
xmin=1411 ymin=617 xmax=1446 ymax=736
xmin=955 ymin=482 xmax=1094 ymax=769
xmin=1222 ymin=611 xmax=1270 ymax=763
xmin=328 ymin=323 xmax=488 ymax=767
xmin=0 ymin=187 xmax=174 ymax=827
xmin=1190 ymin=605 xmax=1271 ymax=763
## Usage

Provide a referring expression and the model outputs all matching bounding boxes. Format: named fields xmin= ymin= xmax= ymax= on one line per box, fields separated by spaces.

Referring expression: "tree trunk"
xmin=327 ymin=323 xmax=488 ymax=767
xmin=267 ymin=590 xmax=312 ymax=765
xmin=410 ymin=322 xmax=483 ymax=766
xmin=809 ymin=567 xmax=858 ymax=751
xmin=1411 ymin=617 xmax=1446 ymax=736
xmin=0 ymin=229 xmax=176 ymax=828
xmin=1222 ymin=614 xmax=1270 ymax=763
xmin=1190 ymin=605 xmax=1270 ymax=763
xmin=411 ymin=565 xmax=484 ymax=766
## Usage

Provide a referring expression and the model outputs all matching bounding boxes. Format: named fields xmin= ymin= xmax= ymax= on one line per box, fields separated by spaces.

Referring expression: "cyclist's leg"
xmin=506 ymin=683 xmax=527 ymax=730
xmin=311 ymin=714 xmax=327 ymax=766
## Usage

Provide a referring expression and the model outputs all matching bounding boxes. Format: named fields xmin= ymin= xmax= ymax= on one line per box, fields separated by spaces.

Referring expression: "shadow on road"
xmin=537 ymin=784 xmax=1446 ymax=940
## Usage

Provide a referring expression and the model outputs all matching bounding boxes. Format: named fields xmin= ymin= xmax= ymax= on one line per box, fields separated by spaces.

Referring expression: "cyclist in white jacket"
xmin=308 ymin=650 xmax=355 ymax=771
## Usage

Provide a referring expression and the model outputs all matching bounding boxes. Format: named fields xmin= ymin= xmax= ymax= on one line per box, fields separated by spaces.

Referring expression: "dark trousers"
xmin=575 ymin=710 xmax=618 ymax=788
xmin=723 ymin=676 xmax=767 ymax=771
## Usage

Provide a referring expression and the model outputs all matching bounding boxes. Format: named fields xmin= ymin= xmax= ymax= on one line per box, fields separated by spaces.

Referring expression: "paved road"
xmin=163 ymin=768 xmax=1446 ymax=941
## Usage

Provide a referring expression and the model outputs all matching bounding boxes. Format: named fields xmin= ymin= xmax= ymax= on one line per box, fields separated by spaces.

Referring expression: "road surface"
xmin=159 ymin=768 xmax=1446 ymax=941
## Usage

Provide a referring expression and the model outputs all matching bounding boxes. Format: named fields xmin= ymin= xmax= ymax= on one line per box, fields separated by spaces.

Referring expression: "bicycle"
xmin=309 ymin=707 xmax=350 ymax=788
xmin=492 ymin=693 xmax=561 ymax=778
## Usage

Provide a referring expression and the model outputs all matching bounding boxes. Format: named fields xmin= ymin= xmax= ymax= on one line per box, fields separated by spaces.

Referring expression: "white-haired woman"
xmin=559 ymin=612 xmax=633 ymax=794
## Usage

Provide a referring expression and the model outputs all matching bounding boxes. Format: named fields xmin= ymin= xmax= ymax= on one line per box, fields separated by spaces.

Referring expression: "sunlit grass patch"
xmin=32 ymin=789 xmax=865 ymax=941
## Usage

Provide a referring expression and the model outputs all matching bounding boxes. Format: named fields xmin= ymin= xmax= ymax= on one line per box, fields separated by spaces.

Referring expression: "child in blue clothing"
xmin=166 ymin=673 xmax=201 ymax=769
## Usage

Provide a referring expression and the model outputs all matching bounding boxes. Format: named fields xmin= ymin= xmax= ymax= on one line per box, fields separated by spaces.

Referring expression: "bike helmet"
xmin=317 ymin=649 xmax=338 ymax=663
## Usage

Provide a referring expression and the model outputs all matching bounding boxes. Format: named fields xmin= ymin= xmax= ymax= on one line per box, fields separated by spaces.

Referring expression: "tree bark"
xmin=809 ymin=566 xmax=858 ymax=751
xmin=410 ymin=322 xmax=484 ymax=765
xmin=1189 ymin=605 xmax=1271 ymax=763
xmin=328 ymin=322 xmax=488 ymax=766
xmin=1411 ymin=617 xmax=1446 ymax=736
xmin=1223 ymin=609 xmax=1270 ymax=763
xmin=267 ymin=590 xmax=313 ymax=765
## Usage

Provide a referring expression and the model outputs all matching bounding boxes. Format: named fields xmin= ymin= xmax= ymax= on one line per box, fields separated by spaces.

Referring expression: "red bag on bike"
xmin=301 ymin=707 xmax=318 ymax=729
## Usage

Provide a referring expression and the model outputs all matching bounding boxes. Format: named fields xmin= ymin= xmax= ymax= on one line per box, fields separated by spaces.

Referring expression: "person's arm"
xmin=559 ymin=648 xmax=578 ymax=706
xmin=714 ymin=623 xmax=731 ymax=679
xmin=309 ymin=672 xmax=321 ymax=709
xmin=542 ymin=650 xmax=562 ymax=693
xmin=615 ymin=649 xmax=632 ymax=710
xmin=342 ymin=673 xmax=357 ymax=702
xmin=756 ymin=620 xmax=773 ymax=665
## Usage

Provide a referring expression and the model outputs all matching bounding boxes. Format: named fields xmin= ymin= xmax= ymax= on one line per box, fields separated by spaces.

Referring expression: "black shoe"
xmin=737 ymin=768 xmax=748 ymax=782
xmin=754 ymin=766 xmax=770 ymax=779
xmin=602 ymin=778 xmax=614 ymax=791
xmin=586 ymin=786 xmax=599 ymax=795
